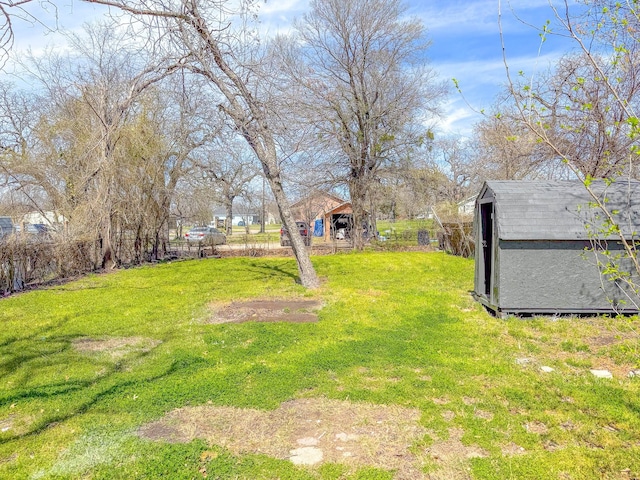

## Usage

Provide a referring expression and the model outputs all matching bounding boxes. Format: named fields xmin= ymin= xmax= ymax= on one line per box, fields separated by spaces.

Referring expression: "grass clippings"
xmin=208 ymin=299 xmax=323 ymax=324
xmin=138 ymin=397 xmax=427 ymax=479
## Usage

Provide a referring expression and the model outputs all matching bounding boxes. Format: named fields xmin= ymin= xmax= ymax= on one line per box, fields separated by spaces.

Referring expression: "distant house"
xmin=458 ymin=195 xmax=478 ymax=215
xmin=22 ymin=211 xmax=65 ymax=226
xmin=473 ymin=180 xmax=640 ymax=317
xmin=291 ymin=192 xmax=346 ymax=223
xmin=291 ymin=192 xmax=355 ymax=240
xmin=211 ymin=208 xmax=275 ymax=227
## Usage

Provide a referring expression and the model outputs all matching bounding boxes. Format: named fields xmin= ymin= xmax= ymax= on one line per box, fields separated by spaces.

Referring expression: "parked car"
xmin=14 ymin=223 xmax=52 ymax=237
xmin=0 ymin=217 xmax=13 ymax=239
xmin=25 ymin=223 xmax=51 ymax=235
xmin=184 ymin=226 xmax=226 ymax=245
xmin=280 ymin=221 xmax=312 ymax=247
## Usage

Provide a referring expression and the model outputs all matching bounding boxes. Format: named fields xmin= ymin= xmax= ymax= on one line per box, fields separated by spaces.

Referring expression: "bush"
xmin=0 ymin=235 xmax=100 ymax=294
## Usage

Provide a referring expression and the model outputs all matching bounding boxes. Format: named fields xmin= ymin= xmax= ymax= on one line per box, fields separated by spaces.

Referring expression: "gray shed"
xmin=473 ymin=180 xmax=640 ymax=317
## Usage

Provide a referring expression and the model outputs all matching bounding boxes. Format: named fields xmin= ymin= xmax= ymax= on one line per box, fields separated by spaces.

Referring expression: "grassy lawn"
xmin=225 ymin=224 xmax=282 ymax=245
xmin=375 ymin=220 xmax=437 ymax=247
xmin=176 ymin=224 xmax=282 ymax=245
xmin=0 ymin=252 xmax=639 ymax=479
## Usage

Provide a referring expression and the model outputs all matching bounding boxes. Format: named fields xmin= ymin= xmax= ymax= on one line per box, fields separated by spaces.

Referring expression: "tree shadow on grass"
xmin=0 ymin=334 xmax=173 ymax=444
xmin=246 ymin=260 xmax=299 ymax=282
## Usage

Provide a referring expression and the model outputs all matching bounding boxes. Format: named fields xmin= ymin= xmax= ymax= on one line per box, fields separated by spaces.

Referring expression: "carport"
xmin=323 ymin=203 xmax=354 ymax=241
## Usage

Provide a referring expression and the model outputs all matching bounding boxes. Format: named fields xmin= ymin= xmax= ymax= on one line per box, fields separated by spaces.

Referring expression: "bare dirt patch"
xmin=543 ymin=439 xmax=562 ymax=452
xmin=0 ymin=412 xmax=37 ymax=437
xmin=72 ymin=336 xmax=161 ymax=360
xmin=208 ymin=299 xmax=323 ymax=325
xmin=441 ymin=411 xmax=455 ymax=422
xmin=138 ymin=397 xmax=428 ymax=479
xmin=524 ymin=421 xmax=549 ymax=435
xmin=473 ymin=410 xmax=494 ymax=421
xmin=500 ymin=316 xmax=640 ymax=379
xmin=501 ymin=442 xmax=527 ymax=456
xmin=0 ymin=415 xmax=15 ymax=433
xmin=424 ymin=427 xmax=489 ymax=480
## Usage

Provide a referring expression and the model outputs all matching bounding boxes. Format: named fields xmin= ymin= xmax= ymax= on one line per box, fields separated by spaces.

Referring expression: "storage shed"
xmin=473 ymin=180 xmax=640 ymax=317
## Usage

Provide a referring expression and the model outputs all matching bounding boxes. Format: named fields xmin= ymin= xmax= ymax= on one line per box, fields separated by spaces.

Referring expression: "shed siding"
xmin=497 ymin=240 xmax=637 ymax=313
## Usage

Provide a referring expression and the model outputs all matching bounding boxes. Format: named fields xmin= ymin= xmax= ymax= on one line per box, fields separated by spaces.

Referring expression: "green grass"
xmin=225 ymin=224 xmax=282 ymax=245
xmin=375 ymin=219 xmax=437 ymax=246
xmin=174 ymin=224 xmax=282 ymax=245
xmin=0 ymin=252 xmax=639 ymax=479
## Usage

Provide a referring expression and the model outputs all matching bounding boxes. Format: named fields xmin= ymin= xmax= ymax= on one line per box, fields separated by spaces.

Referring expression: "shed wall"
xmin=496 ymin=240 xmax=638 ymax=314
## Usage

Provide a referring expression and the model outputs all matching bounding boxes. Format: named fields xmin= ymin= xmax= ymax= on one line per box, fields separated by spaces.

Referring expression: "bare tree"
xmin=29 ymin=23 xmax=176 ymax=267
xmin=0 ymin=23 xmax=206 ymax=266
xmin=509 ymin=52 xmax=640 ymax=178
xmin=195 ymin=133 xmax=259 ymax=236
xmin=76 ymin=0 xmax=320 ymax=288
xmin=501 ymin=0 xmax=640 ymax=294
xmin=472 ymin=110 xmax=560 ymax=181
xmin=280 ymin=0 xmax=445 ymax=249
xmin=0 ymin=81 xmax=42 ymax=202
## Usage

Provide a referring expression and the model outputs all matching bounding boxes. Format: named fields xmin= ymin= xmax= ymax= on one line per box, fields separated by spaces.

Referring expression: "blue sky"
xmin=6 ymin=0 xmax=582 ymax=137
xmin=414 ymin=0 xmax=580 ymax=134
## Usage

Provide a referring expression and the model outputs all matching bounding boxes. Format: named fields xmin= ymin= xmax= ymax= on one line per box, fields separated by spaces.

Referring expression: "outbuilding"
xmin=291 ymin=192 xmax=358 ymax=241
xmin=473 ymin=180 xmax=640 ymax=317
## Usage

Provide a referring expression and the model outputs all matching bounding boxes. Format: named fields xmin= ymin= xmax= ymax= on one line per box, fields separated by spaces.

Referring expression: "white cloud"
xmin=435 ymin=103 xmax=481 ymax=136
xmin=431 ymin=49 xmax=568 ymax=137
xmin=412 ymin=0 xmax=572 ymax=39
xmin=259 ymin=0 xmax=309 ymax=15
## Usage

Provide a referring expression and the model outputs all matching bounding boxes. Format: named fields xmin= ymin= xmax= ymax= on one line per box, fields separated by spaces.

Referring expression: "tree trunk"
xmin=134 ymin=224 xmax=143 ymax=264
xmin=225 ymin=198 xmax=233 ymax=236
xmin=349 ymin=177 xmax=368 ymax=250
xmin=267 ymin=172 xmax=319 ymax=288
xmin=100 ymin=220 xmax=114 ymax=269
xmin=369 ymin=197 xmax=378 ymax=241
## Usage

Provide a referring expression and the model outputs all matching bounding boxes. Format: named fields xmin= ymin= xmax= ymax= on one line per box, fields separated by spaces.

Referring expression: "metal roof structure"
xmin=480 ymin=180 xmax=640 ymax=241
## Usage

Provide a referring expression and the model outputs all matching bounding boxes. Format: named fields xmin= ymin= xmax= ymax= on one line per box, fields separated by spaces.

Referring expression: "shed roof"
xmin=479 ymin=180 xmax=640 ymax=241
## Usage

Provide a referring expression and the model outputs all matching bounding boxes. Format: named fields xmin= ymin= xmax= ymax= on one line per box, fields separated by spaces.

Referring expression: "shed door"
xmin=480 ymin=202 xmax=494 ymax=296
